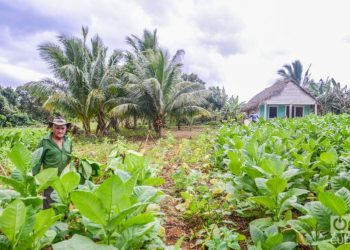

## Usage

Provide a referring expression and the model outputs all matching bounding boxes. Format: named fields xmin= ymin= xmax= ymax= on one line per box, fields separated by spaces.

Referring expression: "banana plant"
xmin=0 ymin=199 xmax=62 ymax=250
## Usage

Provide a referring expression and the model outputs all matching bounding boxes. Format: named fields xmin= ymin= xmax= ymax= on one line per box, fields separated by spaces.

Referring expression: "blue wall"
xmin=258 ymin=104 xmax=313 ymax=119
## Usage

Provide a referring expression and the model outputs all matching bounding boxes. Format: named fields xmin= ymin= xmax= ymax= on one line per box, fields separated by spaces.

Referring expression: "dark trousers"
xmin=43 ymin=186 xmax=54 ymax=209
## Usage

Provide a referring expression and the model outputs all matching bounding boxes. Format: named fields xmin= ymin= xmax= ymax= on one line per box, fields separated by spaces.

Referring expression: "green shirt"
xmin=33 ymin=134 xmax=72 ymax=176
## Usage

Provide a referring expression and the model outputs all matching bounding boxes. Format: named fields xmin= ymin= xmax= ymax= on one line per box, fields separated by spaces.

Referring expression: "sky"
xmin=1 ymin=0 xmax=350 ymax=102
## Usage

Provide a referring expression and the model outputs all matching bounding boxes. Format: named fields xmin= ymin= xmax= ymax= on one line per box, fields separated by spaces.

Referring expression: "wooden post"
xmin=289 ymin=104 xmax=292 ymax=118
xmin=315 ymin=103 xmax=318 ymax=115
xmin=264 ymin=103 xmax=267 ymax=119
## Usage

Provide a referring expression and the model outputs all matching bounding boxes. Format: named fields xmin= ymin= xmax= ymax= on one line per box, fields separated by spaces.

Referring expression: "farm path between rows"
xmin=142 ymin=126 xmax=203 ymax=249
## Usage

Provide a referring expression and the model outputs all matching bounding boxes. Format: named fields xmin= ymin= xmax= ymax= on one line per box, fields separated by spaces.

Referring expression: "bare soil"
xmin=144 ymin=126 xmax=203 ymax=249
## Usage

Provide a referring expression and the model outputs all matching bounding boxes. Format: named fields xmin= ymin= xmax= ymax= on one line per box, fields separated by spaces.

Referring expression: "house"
xmin=243 ymin=80 xmax=318 ymax=119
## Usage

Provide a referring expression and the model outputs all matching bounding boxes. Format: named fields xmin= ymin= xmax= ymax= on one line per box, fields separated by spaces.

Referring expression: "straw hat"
xmin=48 ymin=117 xmax=71 ymax=127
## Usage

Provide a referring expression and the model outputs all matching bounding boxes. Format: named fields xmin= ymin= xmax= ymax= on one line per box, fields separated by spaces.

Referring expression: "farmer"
xmin=249 ymin=113 xmax=259 ymax=123
xmin=33 ymin=116 xmax=72 ymax=209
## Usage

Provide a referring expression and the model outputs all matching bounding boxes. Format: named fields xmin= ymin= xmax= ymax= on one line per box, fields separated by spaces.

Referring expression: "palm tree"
xmin=307 ymin=78 xmax=350 ymax=114
xmin=115 ymin=30 xmax=208 ymax=136
xmin=277 ymin=60 xmax=311 ymax=86
xmin=25 ymin=27 xmax=123 ymax=135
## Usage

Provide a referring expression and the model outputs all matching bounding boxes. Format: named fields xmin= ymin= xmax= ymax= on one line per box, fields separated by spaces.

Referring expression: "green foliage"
xmin=52 ymin=234 xmax=116 ymax=250
xmin=0 ymin=142 xmax=44 ymax=197
xmin=70 ymin=173 xmax=161 ymax=248
xmin=216 ymin=114 xmax=350 ymax=248
xmin=0 ymin=199 xmax=61 ymax=250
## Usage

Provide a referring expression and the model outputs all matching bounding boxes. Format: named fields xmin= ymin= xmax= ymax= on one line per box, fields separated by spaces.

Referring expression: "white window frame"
xmin=268 ymin=105 xmax=278 ymax=119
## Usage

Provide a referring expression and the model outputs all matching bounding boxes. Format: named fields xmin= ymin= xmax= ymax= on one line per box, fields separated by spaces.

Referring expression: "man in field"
xmin=33 ymin=116 xmax=72 ymax=209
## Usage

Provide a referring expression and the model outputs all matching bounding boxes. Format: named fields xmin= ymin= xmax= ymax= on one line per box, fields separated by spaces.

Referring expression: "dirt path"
xmin=143 ymin=126 xmax=203 ymax=249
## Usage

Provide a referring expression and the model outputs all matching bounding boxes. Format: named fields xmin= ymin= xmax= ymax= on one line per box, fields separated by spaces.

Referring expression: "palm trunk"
xmin=153 ymin=116 xmax=163 ymax=138
xmin=107 ymin=117 xmax=119 ymax=132
xmin=96 ymin=112 xmax=107 ymax=136
xmin=177 ymin=120 xmax=181 ymax=130
xmin=125 ymin=117 xmax=131 ymax=129
xmin=82 ymin=119 xmax=91 ymax=135
xmin=133 ymin=114 xmax=137 ymax=129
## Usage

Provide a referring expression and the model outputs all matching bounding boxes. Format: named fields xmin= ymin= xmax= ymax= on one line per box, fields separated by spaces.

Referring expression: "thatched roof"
xmin=242 ymin=79 xmax=317 ymax=112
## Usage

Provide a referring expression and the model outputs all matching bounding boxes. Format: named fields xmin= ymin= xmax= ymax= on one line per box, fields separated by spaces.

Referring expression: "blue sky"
xmin=1 ymin=0 xmax=350 ymax=101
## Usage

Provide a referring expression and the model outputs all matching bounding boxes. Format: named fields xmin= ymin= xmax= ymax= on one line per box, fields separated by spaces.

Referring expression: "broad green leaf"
xmin=60 ymin=171 xmax=80 ymax=194
xmin=260 ymin=157 xmax=286 ymax=176
xmin=305 ymin=201 xmax=332 ymax=231
xmin=81 ymin=160 xmax=92 ymax=180
xmin=123 ymin=213 xmax=154 ymax=228
xmin=331 ymin=174 xmax=350 ymax=191
xmin=39 ymin=230 xmax=56 ymax=249
xmin=250 ymin=225 xmax=265 ymax=245
xmin=320 ymin=149 xmax=338 ymax=166
xmin=21 ymin=197 xmax=42 ymax=211
xmin=52 ymin=172 xmax=80 ymax=204
xmin=0 ymin=189 xmax=20 ymax=202
xmin=71 ymin=191 xmax=107 ymax=226
xmin=316 ymin=241 xmax=336 ymax=250
xmin=8 ymin=142 xmax=31 ymax=174
xmin=250 ymin=196 xmax=275 ymax=210
xmin=95 ymin=175 xmax=124 ymax=215
xmin=16 ymin=205 xmax=35 ymax=246
xmin=52 ymin=234 xmax=117 ymax=250
xmin=318 ymin=192 xmax=347 ymax=216
xmin=245 ymin=140 xmax=258 ymax=160
xmin=31 ymin=147 xmax=43 ymax=169
xmin=34 ymin=208 xmax=62 ymax=240
xmin=124 ymin=150 xmax=145 ymax=172
xmin=282 ymin=168 xmax=300 ymax=179
xmin=0 ymin=199 xmax=26 ymax=242
xmin=35 ymin=168 xmax=58 ymax=192
xmin=266 ymin=177 xmax=286 ymax=195
xmin=12 ymin=168 xmax=24 ymax=182
xmin=116 ymin=223 xmax=155 ymax=250
xmin=124 ymin=172 xmax=139 ymax=196
xmin=134 ymin=186 xmax=160 ymax=203
xmin=51 ymin=181 xmax=66 ymax=203
xmin=288 ymin=220 xmax=313 ymax=237
xmin=265 ymin=233 xmax=283 ymax=249
xmin=272 ymin=242 xmax=298 ymax=250
xmin=114 ymin=168 xmax=131 ymax=181
xmin=107 ymin=203 xmax=148 ymax=231
xmin=0 ymin=176 xmax=26 ymax=195
xmin=143 ymin=177 xmax=164 ymax=186
xmin=336 ymin=188 xmax=350 ymax=211
xmin=227 ymin=150 xmax=242 ymax=175
xmin=337 ymin=244 xmax=350 ymax=250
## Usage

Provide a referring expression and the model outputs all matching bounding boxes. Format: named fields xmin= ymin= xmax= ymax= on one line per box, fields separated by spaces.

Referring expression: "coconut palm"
xmin=277 ymin=60 xmax=311 ymax=86
xmin=115 ymin=34 xmax=208 ymax=136
xmin=25 ymin=27 xmax=123 ymax=135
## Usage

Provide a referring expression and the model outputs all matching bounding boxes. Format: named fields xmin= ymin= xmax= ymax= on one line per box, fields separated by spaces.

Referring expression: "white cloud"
xmin=2 ymin=0 xmax=350 ymax=101
xmin=0 ymin=63 xmax=48 ymax=85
